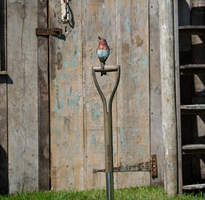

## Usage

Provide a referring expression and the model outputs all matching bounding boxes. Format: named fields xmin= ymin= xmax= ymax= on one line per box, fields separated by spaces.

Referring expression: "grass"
xmin=0 ymin=186 xmax=205 ymax=200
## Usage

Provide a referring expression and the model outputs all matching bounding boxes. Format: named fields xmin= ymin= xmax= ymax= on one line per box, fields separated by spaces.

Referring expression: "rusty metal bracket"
xmin=36 ymin=28 xmax=62 ymax=36
xmin=93 ymin=154 xmax=157 ymax=177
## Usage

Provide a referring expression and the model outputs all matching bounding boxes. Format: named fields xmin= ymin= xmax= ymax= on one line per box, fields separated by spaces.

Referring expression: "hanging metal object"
xmin=92 ymin=65 xmax=120 ymax=200
xmin=60 ymin=0 xmax=70 ymax=23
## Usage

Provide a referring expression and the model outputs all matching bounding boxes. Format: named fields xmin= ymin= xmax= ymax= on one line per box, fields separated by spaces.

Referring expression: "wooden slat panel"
xmin=191 ymin=1 xmax=205 ymax=185
xmin=116 ymin=0 xmax=150 ymax=188
xmin=7 ymin=0 xmax=38 ymax=193
xmin=49 ymin=0 xmax=84 ymax=191
xmin=38 ymin=0 xmax=49 ymax=190
xmin=82 ymin=0 xmax=117 ymax=189
xmin=150 ymin=0 xmax=163 ymax=185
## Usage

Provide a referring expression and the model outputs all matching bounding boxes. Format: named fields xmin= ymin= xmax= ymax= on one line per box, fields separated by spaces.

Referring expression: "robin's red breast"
xmin=97 ymin=36 xmax=110 ymax=76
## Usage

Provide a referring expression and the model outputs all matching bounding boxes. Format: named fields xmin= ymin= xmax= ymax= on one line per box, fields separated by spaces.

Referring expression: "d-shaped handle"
xmin=92 ymin=65 xmax=120 ymax=114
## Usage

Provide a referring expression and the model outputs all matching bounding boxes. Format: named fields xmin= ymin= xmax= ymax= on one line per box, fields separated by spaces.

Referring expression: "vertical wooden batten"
xmin=173 ymin=0 xmax=182 ymax=195
xmin=7 ymin=0 xmax=39 ymax=193
xmin=0 ymin=0 xmax=8 ymax=194
xmin=38 ymin=0 xmax=50 ymax=190
xmin=158 ymin=0 xmax=177 ymax=196
xmin=149 ymin=0 xmax=164 ymax=185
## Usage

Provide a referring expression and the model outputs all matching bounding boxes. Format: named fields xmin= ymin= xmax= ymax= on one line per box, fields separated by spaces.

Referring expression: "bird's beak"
xmin=98 ymin=36 xmax=101 ymax=40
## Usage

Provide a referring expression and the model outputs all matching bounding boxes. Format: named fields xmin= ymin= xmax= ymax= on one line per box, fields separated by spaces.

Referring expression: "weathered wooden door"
xmin=49 ymin=0 xmax=150 ymax=190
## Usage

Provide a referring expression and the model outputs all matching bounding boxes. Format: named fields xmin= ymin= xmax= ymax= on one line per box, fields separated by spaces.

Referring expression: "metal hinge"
xmin=93 ymin=154 xmax=157 ymax=177
xmin=36 ymin=28 xmax=62 ymax=36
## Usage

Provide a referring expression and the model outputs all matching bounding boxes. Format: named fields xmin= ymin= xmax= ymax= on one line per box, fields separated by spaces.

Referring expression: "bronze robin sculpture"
xmin=97 ymin=36 xmax=110 ymax=76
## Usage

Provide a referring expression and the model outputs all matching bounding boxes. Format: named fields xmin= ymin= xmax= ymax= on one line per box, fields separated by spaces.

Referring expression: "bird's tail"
xmin=101 ymin=62 xmax=107 ymax=76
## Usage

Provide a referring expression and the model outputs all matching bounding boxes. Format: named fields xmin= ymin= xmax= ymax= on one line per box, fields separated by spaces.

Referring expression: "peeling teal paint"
xmin=118 ymin=0 xmax=122 ymax=10
xmin=126 ymin=16 xmax=131 ymax=33
xmin=54 ymin=89 xmax=64 ymax=113
xmin=72 ymin=44 xmax=79 ymax=67
xmin=138 ymin=54 xmax=148 ymax=69
xmin=90 ymin=105 xmax=100 ymax=119
xmin=90 ymin=136 xmax=96 ymax=144
xmin=67 ymin=93 xmax=80 ymax=109
xmin=73 ymin=29 xmax=78 ymax=42
xmin=99 ymin=3 xmax=107 ymax=26
xmin=85 ymin=0 xmax=90 ymax=9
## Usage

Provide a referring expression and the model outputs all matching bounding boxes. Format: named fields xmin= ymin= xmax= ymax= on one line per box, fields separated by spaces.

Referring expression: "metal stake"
xmin=92 ymin=65 xmax=120 ymax=200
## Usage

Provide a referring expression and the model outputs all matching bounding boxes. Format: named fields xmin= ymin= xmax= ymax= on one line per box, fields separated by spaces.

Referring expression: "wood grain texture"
xmin=150 ymin=0 xmax=163 ymax=185
xmin=49 ymin=0 xmax=151 ymax=190
xmin=115 ymin=0 xmax=150 ymax=189
xmin=49 ymin=0 xmax=84 ymax=191
xmin=7 ymin=0 xmax=38 ymax=193
xmin=159 ymin=0 xmax=177 ymax=195
xmin=82 ymin=0 xmax=117 ymax=189
xmin=38 ymin=0 xmax=50 ymax=190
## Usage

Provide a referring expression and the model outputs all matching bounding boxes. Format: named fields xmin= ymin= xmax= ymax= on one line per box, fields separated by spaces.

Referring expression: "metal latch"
xmin=93 ymin=154 xmax=157 ymax=177
xmin=60 ymin=0 xmax=70 ymax=23
xmin=36 ymin=28 xmax=62 ymax=36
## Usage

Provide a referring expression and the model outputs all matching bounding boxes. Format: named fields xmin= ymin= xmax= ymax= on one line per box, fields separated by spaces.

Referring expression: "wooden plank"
xmin=7 ymin=0 xmax=38 ymax=193
xmin=116 ymin=0 xmax=150 ymax=189
xmin=49 ymin=0 xmax=84 ymax=191
xmin=174 ymin=0 xmax=182 ymax=194
xmin=183 ymin=183 xmax=205 ymax=190
xmin=179 ymin=25 xmax=205 ymax=35
xmin=0 ymin=76 xmax=8 ymax=193
xmin=181 ymin=105 xmax=205 ymax=114
xmin=182 ymin=144 xmax=205 ymax=154
xmin=182 ymin=144 xmax=205 ymax=150
xmin=180 ymin=64 xmax=205 ymax=69
xmin=0 ymin=71 xmax=7 ymax=75
xmin=82 ymin=0 xmax=117 ymax=189
xmin=150 ymin=0 xmax=163 ymax=185
xmin=38 ymin=0 xmax=49 ymax=190
xmin=181 ymin=105 xmax=205 ymax=109
xmin=159 ymin=0 xmax=177 ymax=195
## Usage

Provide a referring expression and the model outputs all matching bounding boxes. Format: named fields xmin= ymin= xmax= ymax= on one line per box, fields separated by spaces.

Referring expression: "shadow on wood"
xmin=0 ymin=145 xmax=8 ymax=194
